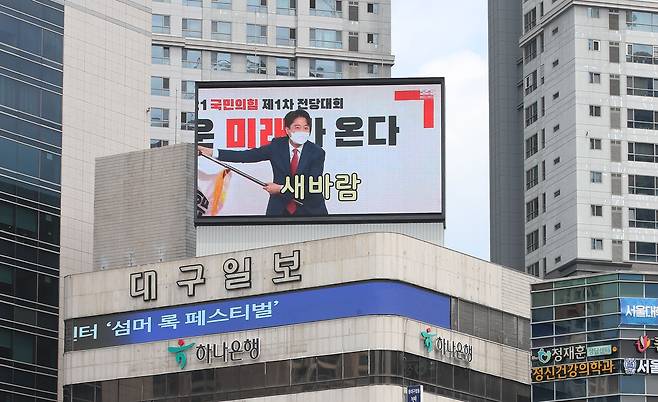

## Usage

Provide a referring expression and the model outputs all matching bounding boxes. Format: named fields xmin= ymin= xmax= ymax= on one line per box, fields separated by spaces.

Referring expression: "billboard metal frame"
xmin=194 ymin=77 xmax=445 ymax=226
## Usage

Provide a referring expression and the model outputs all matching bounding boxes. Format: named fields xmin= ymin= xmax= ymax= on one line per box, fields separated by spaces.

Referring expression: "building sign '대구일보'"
xmin=195 ymin=78 xmax=444 ymax=225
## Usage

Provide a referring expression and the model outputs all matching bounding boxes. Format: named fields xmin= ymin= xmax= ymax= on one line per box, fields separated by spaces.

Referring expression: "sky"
xmin=391 ymin=1 xmax=490 ymax=260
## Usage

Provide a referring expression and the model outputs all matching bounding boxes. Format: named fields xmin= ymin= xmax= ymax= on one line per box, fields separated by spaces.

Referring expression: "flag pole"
xmin=199 ymin=153 xmax=303 ymax=206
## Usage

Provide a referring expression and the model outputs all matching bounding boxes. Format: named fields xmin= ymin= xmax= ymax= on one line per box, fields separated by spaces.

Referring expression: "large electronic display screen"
xmin=195 ymin=78 xmax=444 ymax=225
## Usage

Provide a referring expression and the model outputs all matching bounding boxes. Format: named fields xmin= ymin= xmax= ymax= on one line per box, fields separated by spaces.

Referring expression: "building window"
xmin=630 ymin=241 xmax=658 ymax=262
xmin=554 ymin=189 xmax=560 ymax=198
xmin=275 ymin=58 xmax=296 ymax=77
xmin=277 ymin=0 xmax=296 ymax=14
xmin=587 ymin=7 xmax=599 ymax=18
xmin=628 ymin=109 xmax=658 ymax=130
xmin=626 ymin=43 xmax=656 ymax=64
xmin=542 ymin=225 xmax=546 ymax=245
xmin=590 ymin=138 xmax=602 ymax=150
xmin=366 ymin=33 xmax=379 ymax=45
xmin=181 ymin=112 xmax=195 ymax=130
xmin=589 ymin=105 xmax=601 ymax=117
xmin=247 ymin=24 xmax=267 ymax=44
xmin=591 ymin=205 xmax=603 ymax=216
xmin=209 ymin=52 xmax=231 ymax=71
xmin=552 ymin=26 xmax=558 ymax=35
xmin=628 ymin=142 xmax=658 ymax=163
xmin=629 ymin=175 xmax=658 ymax=196
xmin=246 ymin=55 xmax=267 ymax=74
xmin=552 ymin=59 xmax=559 ymax=67
xmin=150 ymin=139 xmax=169 ymax=148
xmin=591 ymin=171 xmax=603 ymax=183
xmin=182 ymin=49 xmax=202 ymax=69
xmin=588 ymin=39 xmax=600 ymax=51
xmin=626 ymin=10 xmax=658 ymax=32
xmin=524 ymin=8 xmax=537 ymax=33
xmin=525 ymin=71 xmax=538 ymax=95
xmin=151 ymin=45 xmax=170 ymax=64
xmin=367 ymin=63 xmax=380 ymax=75
xmin=540 ymin=97 xmax=545 ymax=116
xmin=552 ymin=92 xmax=559 ymax=100
xmin=627 ymin=76 xmax=657 ymax=97
xmin=182 ymin=18 xmax=202 ymax=38
xmin=183 ymin=0 xmax=202 ymax=6
xmin=589 ymin=72 xmax=601 ymax=84
xmin=211 ymin=0 xmax=231 ymax=9
xmin=152 ymin=14 xmax=170 ymax=34
xmin=248 ymin=0 xmax=268 ymax=13
xmin=150 ymin=108 xmax=169 ymax=128
xmin=542 ymin=192 xmax=546 ymax=212
xmin=310 ymin=28 xmax=342 ymax=49
xmin=526 ymin=165 xmax=538 ymax=190
xmin=276 ymin=27 xmax=296 ymax=46
xmin=211 ymin=21 xmax=231 ymax=41
xmin=523 ymin=39 xmax=537 ymax=64
xmin=150 ymin=76 xmax=170 ymax=96
xmin=181 ymin=80 xmax=195 ymax=100
xmin=527 ymin=262 xmax=540 ymax=277
xmin=592 ymin=238 xmax=604 ymax=250
xmin=555 ymin=256 xmax=561 ymax=264
xmin=309 ymin=59 xmax=342 ymax=79
xmin=553 ymin=157 xmax=560 ymax=165
xmin=367 ymin=2 xmax=379 ymax=13
xmin=525 ymin=102 xmax=538 ymax=127
xmin=310 ymin=0 xmax=342 ymax=17
xmin=527 ymin=230 xmax=539 ymax=254
xmin=526 ymin=197 xmax=539 ymax=222
xmin=630 ymin=208 xmax=658 ymax=229
xmin=525 ymin=134 xmax=538 ymax=158
xmin=553 ymin=124 xmax=560 ymax=133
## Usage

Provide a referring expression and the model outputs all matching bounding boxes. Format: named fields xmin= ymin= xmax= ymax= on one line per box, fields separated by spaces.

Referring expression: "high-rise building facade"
xmin=0 ymin=1 xmax=64 ymax=400
xmin=1 ymin=0 xmax=151 ymax=400
xmin=148 ymin=0 xmax=394 ymax=146
xmin=490 ymin=0 xmax=658 ymax=278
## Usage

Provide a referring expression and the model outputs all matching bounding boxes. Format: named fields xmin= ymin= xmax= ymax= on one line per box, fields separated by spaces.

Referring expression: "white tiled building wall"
xmin=520 ymin=0 xmax=658 ymax=277
xmin=148 ymin=0 xmax=394 ymax=145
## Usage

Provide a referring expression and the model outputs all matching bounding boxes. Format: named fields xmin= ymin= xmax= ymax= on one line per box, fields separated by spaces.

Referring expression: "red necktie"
xmin=286 ymin=148 xmax=299 ymax=214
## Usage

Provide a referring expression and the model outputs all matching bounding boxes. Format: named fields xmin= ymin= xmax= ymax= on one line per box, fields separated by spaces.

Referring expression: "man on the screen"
xmin=198 ymin=109 xmax=328 ymax=216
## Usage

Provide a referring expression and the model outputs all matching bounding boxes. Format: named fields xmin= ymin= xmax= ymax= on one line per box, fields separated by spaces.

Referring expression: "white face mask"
xmin=290 ymin=131 xmax=310 ymax=145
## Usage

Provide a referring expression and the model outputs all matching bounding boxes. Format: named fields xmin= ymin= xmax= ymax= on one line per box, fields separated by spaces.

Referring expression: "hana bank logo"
xmin=421 ymin=327 xmax=437 ymax=352
xmin=636 ymin=335 xmax=651 ymax=353
xmin=168 ymin=339 xmax=196 ymax=369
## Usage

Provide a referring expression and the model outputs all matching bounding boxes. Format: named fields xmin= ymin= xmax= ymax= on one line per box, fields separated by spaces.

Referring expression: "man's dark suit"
xmin=218 ymin=136 xmax=328 ymax=216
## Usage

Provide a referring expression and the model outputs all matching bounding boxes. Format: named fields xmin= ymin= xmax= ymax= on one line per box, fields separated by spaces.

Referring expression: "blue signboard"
xmin=65 ymin=280 xmax=451 ymax=351
xmin=620 ymin=297 xmax=658 ymax=325
xmin=407 ymin=384 xmax=423 ymax=402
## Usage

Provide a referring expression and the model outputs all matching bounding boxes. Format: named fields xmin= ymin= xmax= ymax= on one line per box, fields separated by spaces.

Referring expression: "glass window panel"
xmin=587 ymin=283 xmax=618 ymax=300
xmin=265 ymin=359 xmax=290 ymax=387
xmin=453 ymin=366 xmax=469 ymax=392
xmin=473 ymin=304 xmax=489 ymax=339
xmin=620 ymin=282 xmax=644 ymax=297
xmin=36 ymin=335 xmax=57 ymax=368
xmin=37 ymin=274 xmax=58 ymax=306
xmin=621 ymin=374 xmax=645 ymax=393
xmin=555 ymin=378 xmax=586 ymax=399
xmin=458 ymin=299 xmax=474 ymax=335
xmin=489 ymin=309 xmax=503 ymax=343
xmin=14 ymin=268 xmax=36 ymax=300
xmin=291 ymin=357 xmax=316 ymax=384
xmin=436 ymin=361 xmax=453 ymax=388
xmin=12 ymin=331 xmax=34 ymax=363
xmin=470 ymin=370 xmax=486 ymax=396
xmin=518 ymin=318 xmax=531 ymax=350
xmin=403 ymin=353 xmax=419 ymax=380
xmin=555 ymin=287 xmax=585 ymax=304
xmin=418 ymin=357 xmax=436 ymax=384
xmin=238 ymin=364 xmax=264 ymax=389
xmin=532 ymin=291 xmax=553 ymax=307
xmin=119 ymin=378 xmax=142 ymax=401
xmin=587 ymin=315 xmax=619 ymax=331
xmin=343 ymin=351 xmax=368 ymax=378
xmin=39 ymin=151 xmax=61 ymax=183
xmin=587 ymin=299 xmax=619 ymax=315
xmin=647 ymin=283 xmax=658 ymax=298
xmin=503 ymin=313 xmax=519 ymax=347
xmin=554 ymin=278 xmax=586 ymax=288
xmin=555 ymin=303 xmax=585 ymax=319
xmin=588 ymin=373 xmax=619 ymax=395
xmin=317 ymin=354 xmax=341 ymax=381
xmin=554 ymin=318 xmax=585 ymax=335
xmin=486 ymin=374 xmax=501 ymax=400
xmin=532 ymin=322 xmax=554 ymax=337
